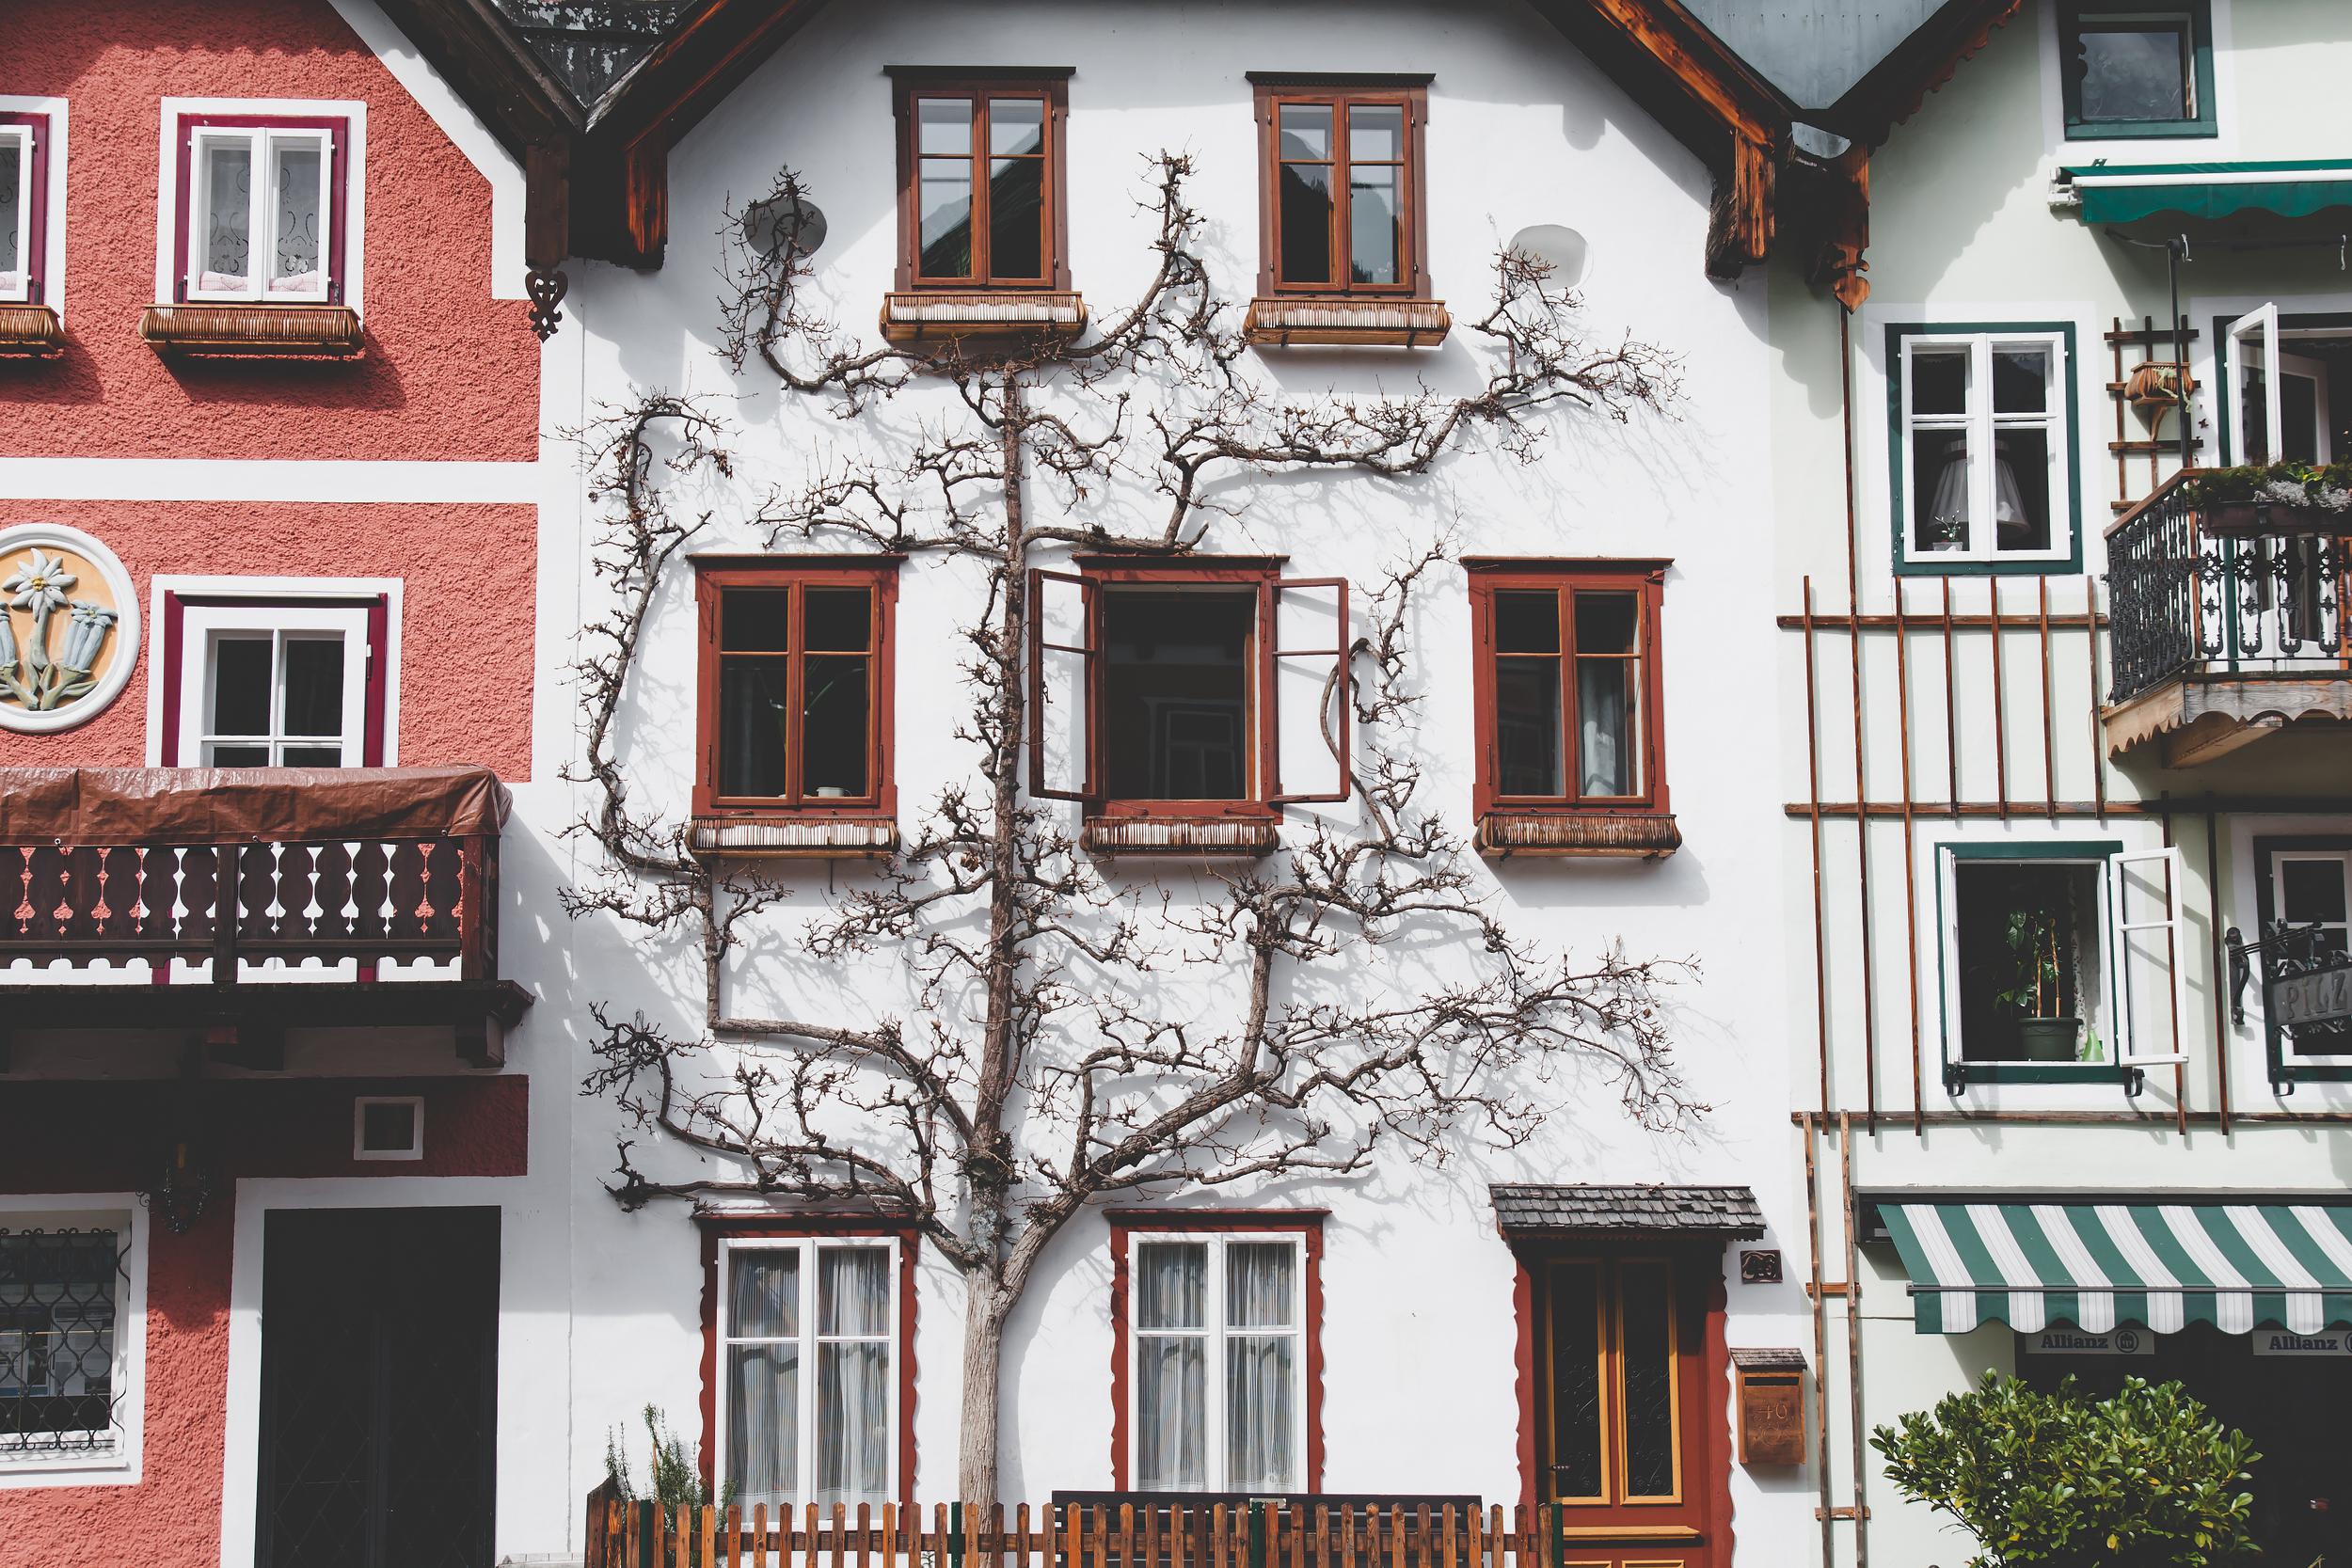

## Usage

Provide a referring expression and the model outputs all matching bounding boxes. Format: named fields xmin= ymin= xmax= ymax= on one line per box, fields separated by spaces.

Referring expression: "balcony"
xmin=2104 ymin=468 xmax=2352 ymax=767
xmin=0 ymin=767 xmax=528 ymax=1068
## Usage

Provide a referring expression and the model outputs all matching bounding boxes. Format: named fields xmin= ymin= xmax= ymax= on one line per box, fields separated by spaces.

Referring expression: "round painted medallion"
xmin=0 ymin=523 xmax=139 ymax=733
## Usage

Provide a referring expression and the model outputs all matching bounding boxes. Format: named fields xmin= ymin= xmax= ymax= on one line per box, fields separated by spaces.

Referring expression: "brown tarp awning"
xmin=0 ymin=767 xmax=511 ymax=844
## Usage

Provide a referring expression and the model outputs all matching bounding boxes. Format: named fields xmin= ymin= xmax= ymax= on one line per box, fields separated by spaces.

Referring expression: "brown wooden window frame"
xmin=1468 ymin=559 xmax=1671 ymax=820
xmin=691 ymin=557 xmax=900 ymax=820
xmin=1026 ymin=556 xmax=1350 ymax=819
xmin=891 ymin=69 xmax=1072 ymax=293
xmin=1249 ymin=74 xmax=1431 ymax=301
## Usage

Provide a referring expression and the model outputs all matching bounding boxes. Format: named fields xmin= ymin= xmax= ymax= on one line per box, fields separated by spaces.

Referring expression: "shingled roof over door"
xmin=1490 ymin=1182 xmax=1768 ymax=1238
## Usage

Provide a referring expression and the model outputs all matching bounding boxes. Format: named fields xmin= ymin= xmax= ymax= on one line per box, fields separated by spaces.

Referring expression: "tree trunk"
xmin=957 ymin=1271 xmax=1010 ymax=1504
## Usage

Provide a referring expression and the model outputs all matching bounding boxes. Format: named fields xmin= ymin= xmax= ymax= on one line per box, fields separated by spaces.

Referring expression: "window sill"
xmin=880 ymin=291 xmax=1087 ymax=347
xmin=1944 ymin=1060 xmax=2135 ymax=1088
xmin=689 ymin=815 xmax=899 ymax=859
xmin=1477 ymin=811 xmax=1680 ymax=860
xmin=1081 ymin=815 xmax=1280 ymax=858
xmin=0 ymin=303 xmax=63 ymax=358
xmin=137 ymin=303 xmax=365 ymax=358
xmin=1244 ymin=296 xmax=1451 ymax=348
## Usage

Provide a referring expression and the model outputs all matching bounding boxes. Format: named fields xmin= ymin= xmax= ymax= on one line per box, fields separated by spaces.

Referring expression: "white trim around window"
xmin=0 ymin=1195 xmax=146 ymax=1491
xmin=1123 ymin=1229 xmax=1309 ymax=1494
xmin=1898 ymin=328 xmax=2074 ymax=569
xmin=0 ymin=96 xmax=66 ymax=319
xmin=176 ymin=601 xmax=372 ymax=768
xmin=154 ymin=98 xmax=365 ymax=315
xmin=145 ymin=576 xmax=402 ymax=768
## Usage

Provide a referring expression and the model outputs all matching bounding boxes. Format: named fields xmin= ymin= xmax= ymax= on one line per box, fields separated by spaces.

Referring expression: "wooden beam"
xmin=1705 ymin=128 xmax=1777 ymax=279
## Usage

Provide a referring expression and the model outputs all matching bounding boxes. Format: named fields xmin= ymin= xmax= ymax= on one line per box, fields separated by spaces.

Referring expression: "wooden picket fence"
xmin=583 ymin=1497 xmax=1599 ymax=1568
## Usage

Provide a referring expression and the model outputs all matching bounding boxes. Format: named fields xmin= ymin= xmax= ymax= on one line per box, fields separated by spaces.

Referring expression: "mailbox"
xmin=1731 ymin=1348 xmax=1807 ymax=1465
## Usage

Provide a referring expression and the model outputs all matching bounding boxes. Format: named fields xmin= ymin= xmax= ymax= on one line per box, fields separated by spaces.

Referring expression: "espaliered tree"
xmin=566 ymin=153 xmax=1696 ymax=1503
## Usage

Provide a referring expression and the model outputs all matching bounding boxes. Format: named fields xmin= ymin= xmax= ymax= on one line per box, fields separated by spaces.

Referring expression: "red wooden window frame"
xmin=693 ymin=1215 xmax=920 ymax=1514
xmin=1509 ymin=1241 xmax=1734 ymax=1564
xmin=1105 ymin=1209 xmax=1327 ymax=1493
xmin=170 ymin=113 xmax=354 ymax=307
xmin=158 ymin=591 xmax=390 ymax=768
xmin=1467 ymin=559 xmax=1671 ymax=821
xmin=1248 ymin=74 xmax=1432 ymax=300
xmin=891 ymin=70 xmax=1073 ymax=292
xmin=0 ymin=110 xmax=54 ymax=308
xmin=691 ymin=557 xmax=901 ymax=820
xmin=1025 ymin=557 xmax=1349 ymax=817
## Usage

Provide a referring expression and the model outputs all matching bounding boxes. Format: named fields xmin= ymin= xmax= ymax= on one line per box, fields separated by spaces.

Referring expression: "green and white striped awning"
xmin=2057 ymin=160 xmax=2352 ymax=224
xmin=1883 ymin=1201 xmax=2352 ymax=1336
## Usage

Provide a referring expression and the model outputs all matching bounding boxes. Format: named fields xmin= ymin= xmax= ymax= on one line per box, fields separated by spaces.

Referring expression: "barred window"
xmin=0 ymin=1227 xmax=125 ymax=1464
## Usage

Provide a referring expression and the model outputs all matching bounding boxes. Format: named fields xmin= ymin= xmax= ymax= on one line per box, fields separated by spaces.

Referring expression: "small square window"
xmin=172 ymin=113 xmax=353 ymax=305
xmin=892 ymin=76 xmax=1066 ymax=290
xmin=353 ymin=1096 xmax=423 ymax=1160
xmin=2060 ymin=3 xmax=2216 ymax=139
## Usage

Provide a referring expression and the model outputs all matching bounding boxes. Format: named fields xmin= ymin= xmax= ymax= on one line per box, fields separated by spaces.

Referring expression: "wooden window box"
xmin=689 ymin=816 xmax=899 ymax=859
xmin=138 ymin=303 xmax=365 ymax=357
xmin=0 ymin=303 xmax=62 ymax=357
xmin=1081 ymin=815 xmax=1281 ymax=859
xmin=1243 ymin=296 xmax=1451 ymax=348
xmin=1477 ymin=810 xmax=1681 ymax=860
xmin=880 ymin=290 xmax=1088 ymax=347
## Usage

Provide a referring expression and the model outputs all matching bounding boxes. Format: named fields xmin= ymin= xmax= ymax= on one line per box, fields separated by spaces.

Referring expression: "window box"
xmin=1248 ymin=75 xmax=1442 ymax=350
xmin=1107 ymin=1212 xmax=1323 ymax=1494
xmin=136 ymin=302 xmax=364 ymax=357
xmin=692 ymin=557 xmax=900 ymax=837
xmin=878 ymin=289 xmax=1088 ymax=347
xmin=1468 ymin=560 xmax=1674 ymax=857
xmin=2060 ymin=0 xmax=2216 ymax=140
xmin=1028 ymin=558 xmax=1350 ymax=851
xmin=1889 ymin=324 xmax=2080 ymax=575
xmin=0 ymin=302 xmax=61 ymax=356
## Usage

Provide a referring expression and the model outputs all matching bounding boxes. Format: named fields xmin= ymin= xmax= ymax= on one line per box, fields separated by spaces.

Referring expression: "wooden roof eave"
xmin=1814 ymin=0 xmax=2030 ymax=149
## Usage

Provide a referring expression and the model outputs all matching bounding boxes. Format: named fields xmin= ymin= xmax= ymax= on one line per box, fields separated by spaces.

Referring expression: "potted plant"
xmin=1997 ymin=899 xmax=2079 ymax=1062
xmin=2179 ymin=461 xmax=2352 ymax=536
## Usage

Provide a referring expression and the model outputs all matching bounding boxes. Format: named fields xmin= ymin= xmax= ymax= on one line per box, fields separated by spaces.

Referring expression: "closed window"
xmin=164 ymin=594 xmax=388 ymax=768
xmin=893 ymin=74 xmax=1066 ymax=290
xmin=1470 ymin=562 xmax=1668 ymax=816
xmin=693 ymin=562 xmax=897 ymax=816
xmin=1251 ymin=77 xmax=1427 ymax=297
xmin=716 ymin=1237 xmax=900 ymax=1512
xmin=172 ymin=113 xmax=352 ymax=306
xmin=2061 ymin=1 xmax=2215 ymax=138
xmin=1894 ymin=326 xmax=2076 ymax=572
xmin=2255 ymin=841 xmax=2352 ymax=1069
xmin=1123 ymin=1230 xmax=1310 ymax=1493
xmin=0 ymin=1221 xmax=128 ymax=1471
xmin=0 ymin=110 xmax=54 ymax=307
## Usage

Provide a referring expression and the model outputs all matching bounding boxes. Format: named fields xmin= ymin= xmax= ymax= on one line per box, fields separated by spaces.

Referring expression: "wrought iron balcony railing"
xmin=2106 ymin=470 xmax=2351 ymax=708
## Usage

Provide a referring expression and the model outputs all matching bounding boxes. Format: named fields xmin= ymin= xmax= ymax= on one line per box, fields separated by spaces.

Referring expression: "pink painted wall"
xmin=0 ymin=499 xmax=535 ymax=778
xmin=0 ymin=0 xmax=539 ymax=461
xmin=0 ymin=1076 xmax=529 ymax=1566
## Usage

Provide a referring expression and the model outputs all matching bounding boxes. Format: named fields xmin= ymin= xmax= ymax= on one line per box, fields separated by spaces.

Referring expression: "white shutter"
xmin=2113 ymin=847 xmax=2191 ymax=1068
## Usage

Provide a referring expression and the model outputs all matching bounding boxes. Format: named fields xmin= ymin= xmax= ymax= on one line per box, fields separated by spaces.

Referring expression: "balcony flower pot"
xmin=2183 ymin=463 xmax=2352 ymax=536
xmin=2016 ymin=1016 xmax=2082 ymax=1062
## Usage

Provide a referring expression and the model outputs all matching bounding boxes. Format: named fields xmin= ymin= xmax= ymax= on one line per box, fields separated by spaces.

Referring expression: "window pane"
xmin=1494 ymin=590 xmax=1560 ymax=654
xmin=281 ymin=637 xmax=345 ymax=739
xmin=988 ymin=155 xmax=1045 ymax=280
xmin=1496 ymin=658 xmax=1564 ymax=798
xmin=803 ymin=588 xmax=871 ymax=652
xmin=1348 ymin=164 xmax=1399 ymax=285
xmin=1136 ymin=1243 xmax=1207 ymax=1330
xmin=1225 ymin=1243 xmax=1295 ymax=1330
xmin=1102 ymin=591 xmax=1253 ymax=800
xmin=719 ymin=657 xmax=791 ymax=797
xmin=1226 ymin=1334 xmax=1295 ymax=1491
xmin=1993 ymin=348 xmax=2049 ymax=414
xmin=2282 ymin=861 xmax=2350 ymax=927
xmin=1573 ymin=594 xmax=1637 ymax=657
xmin=802 ymin=655 xmax=870 ymax=798
xmin=815 ymin=1341 xmax=889 ymax=1503
xmin=0 ymin=1230 xmax=120 ymax=1456
xmin=915 ymin=97 xmax=972 ymax=156
xmin=1953 ymin=861 xmax=2104 ymax=1063
xmin=281 ymin=745 xmax=342 ymax=768
xmin=1911 ymin=428 xmax=1972 ymax=553
xmin=1577 ymin=657 xmax=1638 ymax=797
xmin=1544 ymin=1262 xmax=1602 ymax=1500
xmin=817 ymin=1246 xmax=890 ymax=1338
xmin=201 ymin=141 xmax=253 ymax=285
xmin=919 ymin=157 xmax=973 ymax=278
xmin=210 ymin=636 xmax=272 ymax=736
xmin=727 ymin=1341 xmax=799 ymax=1509
xmin=0 ymin=133 xmax=23 ymax=280
xmin=989 ymin=99 xmax=1043 ymax=157
xmin=1618 ymin=1264 xmax=1677 ymax=1498
xmin=1136 ymin=1336 xmax=1206 ymax=1490
xmin=1909 ymin=348 xmax=1968 ymax=417
xmin=1992 ymin=427 xmax=2053 ymax=553
xmin=2078 ymin=23 xmax=2192 ymax=122
xmin=1277 ymin=103 xmax=1330 ymax=161
xmin=1348 ymin=104 xmax=1403 ymax=164
xmin=270 ymin=140 xmax=323 ymax=292
xmin=730 ymin=1250 xmax=800 ymax=1338
xmin=723 ymin=589 xmax=792 ymax=653
xmin=1278 ymin=162 xmax=1332 ymax=285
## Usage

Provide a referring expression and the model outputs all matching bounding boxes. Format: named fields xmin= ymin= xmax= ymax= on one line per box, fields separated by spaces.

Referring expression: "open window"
xmin=2059 ymin=0 xmax=2216 ymax=140
xmin=1027 ymin=560 xmax=1348 ymax=853
xmin=160 ymin=590 xmax=390 ymax=768
xmin=1893 ymin=325 xmax=2078 ymax=573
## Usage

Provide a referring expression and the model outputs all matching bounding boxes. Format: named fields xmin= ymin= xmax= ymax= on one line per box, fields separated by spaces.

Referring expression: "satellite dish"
xmin=1508 ymin=224 xmax=1590 ymax=289
xmin=744 ymin=191 xmax=828 ymax=258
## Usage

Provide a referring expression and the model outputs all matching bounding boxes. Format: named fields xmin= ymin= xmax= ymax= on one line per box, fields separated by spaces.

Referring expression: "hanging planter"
xmin=2180 ymin=462 xmax=2352 ymax=536
xmin=2124 ymin=360 xmax=2194 ymax=417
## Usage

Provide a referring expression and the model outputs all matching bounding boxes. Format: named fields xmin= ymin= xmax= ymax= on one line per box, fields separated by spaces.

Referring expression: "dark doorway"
xmin=256 ymin=1207 xmax=501 ymax=1568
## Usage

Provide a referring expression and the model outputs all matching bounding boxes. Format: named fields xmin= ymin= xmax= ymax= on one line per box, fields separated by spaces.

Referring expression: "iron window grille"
xmin=0 ymin=1227 xmax=128 ymax=1464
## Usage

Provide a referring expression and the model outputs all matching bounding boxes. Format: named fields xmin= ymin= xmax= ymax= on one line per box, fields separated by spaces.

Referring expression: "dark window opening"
xmin=1483 ymin=580 xmax=1650 ymax=807
xmin=710 ymin=579 xmax=880 ymax=808
xmin=1953 ymin=861 xmax=2107 ymax=1064
xmin=1102 ymin=588 xmax=1254 ymax=802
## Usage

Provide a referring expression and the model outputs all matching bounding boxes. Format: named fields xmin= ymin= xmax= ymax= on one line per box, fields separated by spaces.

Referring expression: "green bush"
xmin=2176 ymin=461 xmax=2352 ymax=511
xmin=1870 ymin=1372 xmax=2260 ymax=1567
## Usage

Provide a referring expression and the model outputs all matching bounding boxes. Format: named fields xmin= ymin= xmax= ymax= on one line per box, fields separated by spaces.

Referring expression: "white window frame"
xmin=713 ymin=1235 xmax=901 ymax=1511
xmin=2228 ymin=302 xmax=2282 ymax=464
xmin=0 ymin=1196 xmax=145 ymax=1490
xmin=178 ymin=601 xmax=371 ymax=768
xmin=155 ymin=99 xmax=365 ymax=315
xmin=1936 ymin=847 xmax=2124 ymax=1074
xmin=0 ymin=97 xmax=65 ymax=319
xmin=148 ymin=577 xmax=402 ymax=768
xmin=352 ymin=1096 xmax=425 ymax=1161
xmin=183 ymin=123 xmax=335 ymax=305
xmin=1124 ymin=1229 xmax=1309 ymax=1494
xmin=1899 ymin=329 xmax=2074 ymax=567
xmin=0 ymin=121 xmax=33 ymax=304
xmin=2265 ymin=847 xmax=2352 ymax=1066
xmin=2112 ymin=847 xmax=2192 ymax=1069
